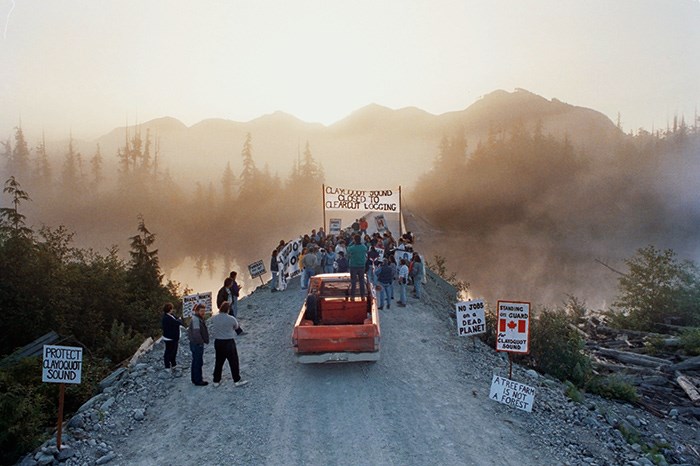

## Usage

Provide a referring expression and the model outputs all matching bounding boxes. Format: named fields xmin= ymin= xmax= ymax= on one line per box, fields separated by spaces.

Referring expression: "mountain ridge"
xmin=77 ymin=89 xmax=621 ymax=187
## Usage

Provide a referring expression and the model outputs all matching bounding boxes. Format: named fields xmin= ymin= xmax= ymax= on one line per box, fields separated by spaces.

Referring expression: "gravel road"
xmin=116 ymin=275 xmax=544 ymax=466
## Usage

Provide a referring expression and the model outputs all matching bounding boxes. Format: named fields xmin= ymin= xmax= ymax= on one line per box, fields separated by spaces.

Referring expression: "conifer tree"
xmin=11 ymin=126 xmax=31 ymax=178
xmin=239 ymin=132 xmax=258 ymax=200
xmin=221 ymin=161 xmax=235 ymax=202
xmin=61 ymin=138 xmax=80 ymax=198
xmin=34 ymin=133 xmax=52 ymax=187
xmin=90 ymin=144 xmax=104 ymax=193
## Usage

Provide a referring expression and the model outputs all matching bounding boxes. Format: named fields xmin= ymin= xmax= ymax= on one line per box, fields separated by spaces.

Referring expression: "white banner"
xmin=277 ymin=239 xmax=303 ymax=290
xmin=324 ymin=185 xmax=400 ymax=212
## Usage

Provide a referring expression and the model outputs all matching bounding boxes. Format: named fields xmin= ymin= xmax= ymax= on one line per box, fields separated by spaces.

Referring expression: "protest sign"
xmin=278 ymin=238 xmax=302 ymax=290
xmin=456 ymin=299 xmax=486 ymax=336
xmin=489 ymin=374 xmax=536 ymax=412
xmin=43 ymin=345 xmax=82 ymax=384
xmin=183 ymin=291 xmax=213 ymax=317
xmin=329 ymin=218 xmax=342 ymax=236
xmin=496 ymin=300 xmax=530 ymax=354
xmin=248 ymin=259 xmax=266 ymax=278
xmin=323 ymin=185 xmax=399 ymax=212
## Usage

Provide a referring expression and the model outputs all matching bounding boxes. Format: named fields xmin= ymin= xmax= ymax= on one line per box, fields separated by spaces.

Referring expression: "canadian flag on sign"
xmin=499 ymin=319 xmax=527 ymax=333
xmin=498 ymin=319 xmax=526 ymax=332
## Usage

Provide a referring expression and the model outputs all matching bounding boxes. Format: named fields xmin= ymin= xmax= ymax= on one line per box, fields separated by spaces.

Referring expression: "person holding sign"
xmin=187 ymin=303 xmax=210 ymax=386
xmin=161 ymin=303 xmax=185 ymax=376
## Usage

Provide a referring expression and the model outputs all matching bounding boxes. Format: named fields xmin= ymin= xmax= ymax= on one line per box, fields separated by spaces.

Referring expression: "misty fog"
xmin=3 ymin=94 xmax=699 ymax=311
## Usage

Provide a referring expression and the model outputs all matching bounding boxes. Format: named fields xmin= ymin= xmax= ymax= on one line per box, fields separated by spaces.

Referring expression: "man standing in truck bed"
xmin=347 ymin=234 xmax=368 ymax=300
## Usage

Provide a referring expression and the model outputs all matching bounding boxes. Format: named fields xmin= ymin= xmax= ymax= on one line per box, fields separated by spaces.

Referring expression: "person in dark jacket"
xmin=334 ymin=251 xmax=349 ymax=273
xmin=376 ymin=259 xmax=394 ymax=310
xmin=187 ymin=303 xmax=210 ymax=386
xmin=217 ymin=277 xmax=244 ymax=335
xmin=271 ymin=249 xmax=280 ymax=292
xmin=161 ymin=302 xmax=184 ymax=375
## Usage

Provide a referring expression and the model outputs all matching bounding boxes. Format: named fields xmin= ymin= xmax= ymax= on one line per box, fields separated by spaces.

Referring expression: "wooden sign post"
xmin=42 ymin=345 xmax=83 ymax=450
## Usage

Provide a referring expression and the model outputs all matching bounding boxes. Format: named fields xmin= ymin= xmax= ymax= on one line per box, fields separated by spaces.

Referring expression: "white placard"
xmin=328 ymin=218 xmax=342 ymax=236
xmin=248 ymin=259 xmax=266 ymax=278
xmin=495 ymin=300 xmax=530 ymax=353
xmin=489 ymin=374 xmax=535 ymax=412
xmin=183 ymin=291 xmax=213 ymax=318
xmin=42 ymin=345 xmax=83 ymax=384
xmin=456 ymin=299 xmax=486 ymax=336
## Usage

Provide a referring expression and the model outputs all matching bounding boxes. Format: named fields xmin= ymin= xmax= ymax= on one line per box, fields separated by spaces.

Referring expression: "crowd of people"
xmin=270 ymin=222 xmax=425 ymax=309
xmin=161 ymin=220 xmax=425 ymax=387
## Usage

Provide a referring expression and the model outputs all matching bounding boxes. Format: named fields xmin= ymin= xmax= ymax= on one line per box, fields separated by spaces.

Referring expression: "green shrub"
xmin=586 ymin=375 xmax=639 ymax=403
xmin=0 ymin=358 xmax=53 ymax=464
xmin=609 ymin=246 xmax=700 ymax=331
xmin=679 ymin=328 xmax=700 ymax=355
xmin=564 ymin=381 xmax=584 ymax=403
xmin=527 ymin=307 xmax=592 ymax=387
xmin=103 ymin=320 xmax=144 ymax=364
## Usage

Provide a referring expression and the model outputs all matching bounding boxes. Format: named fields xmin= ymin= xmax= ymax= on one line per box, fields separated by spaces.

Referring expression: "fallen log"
xmin=593 ymin=347 xmax=672 ymax=368
xmin=675 ymin=371 xmax=700 ymax=404
xmin=590 ymin=358 xmax=664 ymax=376
xmin=670 ymin=355 xmax=700 ymax=372
xmin=594 ymin=325 xmax=675 ymax=340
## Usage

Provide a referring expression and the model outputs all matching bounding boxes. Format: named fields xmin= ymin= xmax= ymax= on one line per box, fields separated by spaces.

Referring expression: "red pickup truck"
xmin=291 ymin=273 xmax=381 ymax=363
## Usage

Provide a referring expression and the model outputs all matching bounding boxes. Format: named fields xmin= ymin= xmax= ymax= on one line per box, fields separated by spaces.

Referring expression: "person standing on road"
xmin=301 ymin=246 xmax=318 ymax=289
xmin=210 ymin=302 xmax=249 ymax=388
xmin=410 ymin=253 xmax=424 ymax=300
xmin=334 ymin=251 xmax=349 ymax=273
xmin=397 ymin=258 xmax=409 ymax=307
xmin=270 ymin=249 xmax=280 ymax=292
xmin=187 ymin=303 xmax=209 ymax=386
xmin=216 ymin=277 xmax=245 ymax=335
xmin=161 ymin=302 xmax=184 ymax=376
xmin=347 ymin=234 xmax=368 ymax=300
xmin=229 ymin=271 xmax=241 ymax=318
xmin=376 ymin=258 xmax=393 ymax=310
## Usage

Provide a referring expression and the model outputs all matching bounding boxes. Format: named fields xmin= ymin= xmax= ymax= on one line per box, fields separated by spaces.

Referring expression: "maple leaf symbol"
xmin=507 ymin=320 xmax=517 ymax=330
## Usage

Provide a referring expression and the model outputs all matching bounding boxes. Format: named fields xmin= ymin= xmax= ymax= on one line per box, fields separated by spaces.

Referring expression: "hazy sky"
xmin=1 ymin=0 xmax=699 ymax=141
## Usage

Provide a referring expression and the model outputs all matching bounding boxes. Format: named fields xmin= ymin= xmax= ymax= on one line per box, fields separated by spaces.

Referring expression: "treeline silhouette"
xmin=2 ymin=128 xmax=326 ymax=283
xmin=409 ymin=121 xmax=700 ymax=305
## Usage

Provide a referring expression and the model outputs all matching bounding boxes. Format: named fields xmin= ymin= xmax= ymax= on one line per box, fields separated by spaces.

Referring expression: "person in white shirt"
xmin=397 ymin=258 xmax=409 ymax=307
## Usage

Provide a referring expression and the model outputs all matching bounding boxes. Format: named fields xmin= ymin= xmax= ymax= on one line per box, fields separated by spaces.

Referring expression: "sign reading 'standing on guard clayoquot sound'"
xmin=496 ymin=300 xmax=531 ymax=354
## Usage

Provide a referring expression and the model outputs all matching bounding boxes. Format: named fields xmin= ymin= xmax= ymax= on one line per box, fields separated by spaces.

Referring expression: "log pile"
xmin=582 ymin=318 xmax=700 ymax=419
